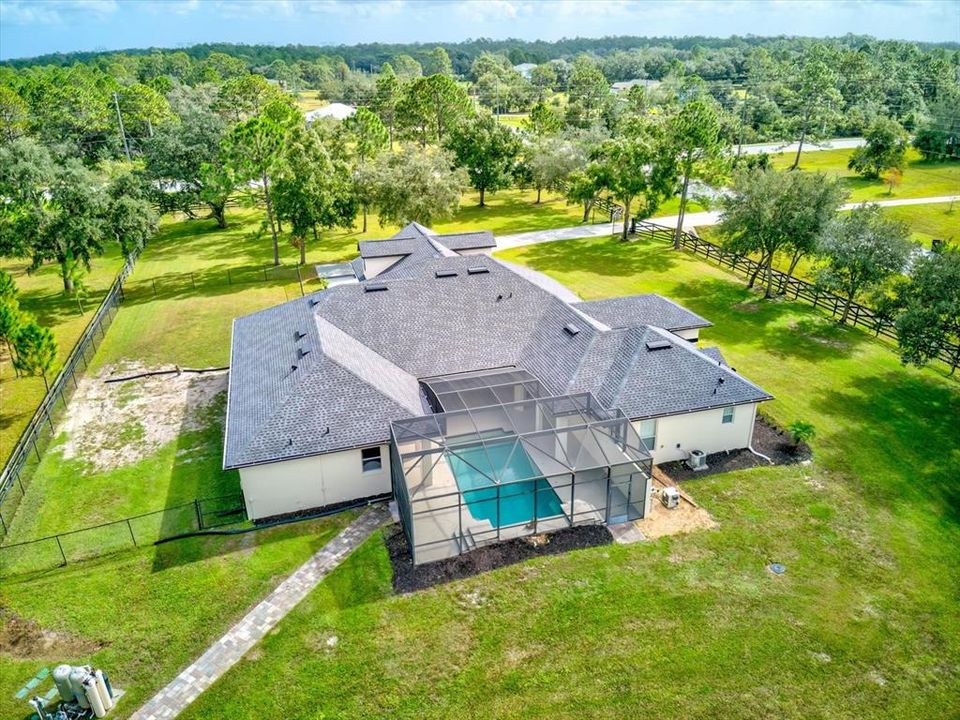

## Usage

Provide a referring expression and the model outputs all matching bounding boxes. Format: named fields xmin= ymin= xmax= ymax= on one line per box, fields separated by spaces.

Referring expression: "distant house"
xmin=304 ymin=103 xmax=356 ymax=123
xmin=611 ymin=78 xmax=661 ymax=94
xmin=224 ymin=222 xmax=771 ymax=564
xmin=513 ymin=63 xmax=537 ymax=79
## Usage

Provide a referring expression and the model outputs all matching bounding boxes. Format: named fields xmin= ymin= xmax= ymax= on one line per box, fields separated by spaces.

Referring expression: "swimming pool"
xmin=446 ymin=440 xmax=564 ymax=527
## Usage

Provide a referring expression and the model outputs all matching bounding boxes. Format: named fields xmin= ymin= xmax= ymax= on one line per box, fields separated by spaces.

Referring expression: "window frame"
xmin=361 ymin=446 xmax=383 ymax=473
xmin=637 ymin=418 xmax=657 ymax=453
xmin=721 ymin=406 xmax=735 ymax=424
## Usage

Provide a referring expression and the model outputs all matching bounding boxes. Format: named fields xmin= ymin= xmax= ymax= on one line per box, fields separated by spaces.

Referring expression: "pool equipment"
xmin=83 ymin=675 xmax=106 ymax=718
xmin=660 ymin=486 xmax=680 ymax=509
xmin=68 ymin=667 xmax=91 ymax=709
xmin=52 ymin=665 xmax=76 ymax=704
xmin=94 ymin=670 xmax=114 ymax=711
xmin=32 ymin=664 xmax=117 ymax=719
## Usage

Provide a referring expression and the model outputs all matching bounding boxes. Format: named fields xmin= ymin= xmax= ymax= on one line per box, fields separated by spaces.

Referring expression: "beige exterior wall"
xmin=633 ymin=403 xmax=757 ymax=465
xmin=239 ymin=445 xmax=391 ymax=520
xmin=363 ymin=256 xmax=403 ymax=278
xmin=673 ymin=327 xmax=700 ymax=342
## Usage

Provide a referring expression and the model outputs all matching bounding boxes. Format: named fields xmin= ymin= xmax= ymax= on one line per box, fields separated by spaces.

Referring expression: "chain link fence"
xmin=0 ymin=246 xmax=143 ymax=539
xmin=0 ymin=494 xmax=246 ymax=578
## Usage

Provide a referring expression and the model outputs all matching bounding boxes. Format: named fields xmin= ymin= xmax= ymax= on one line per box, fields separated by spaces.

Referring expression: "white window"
xmin=722 ymin=406 xmax=735 ymax=424
xmin=638 ymin=419 xmax=657 ymax=452
xmin=361 ymin=446 xmax=382 ymax=473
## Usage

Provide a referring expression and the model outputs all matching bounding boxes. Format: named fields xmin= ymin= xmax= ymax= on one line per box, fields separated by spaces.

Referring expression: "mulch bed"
xmin=386 ymin=523 xmax=612 ymax=594
xmin=658 ymin=414 xmax=811 ymax=483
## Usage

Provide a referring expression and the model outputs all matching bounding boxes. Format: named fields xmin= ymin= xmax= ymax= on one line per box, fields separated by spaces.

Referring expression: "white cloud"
xmin=1 ymin=0 xmax=117 ymax=25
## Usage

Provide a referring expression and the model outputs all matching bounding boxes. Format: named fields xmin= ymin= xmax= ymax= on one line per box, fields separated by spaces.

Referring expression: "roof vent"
xmin=467 ymin=266 xmax=489 ymax=275
xmin=308 ymin=298 xmax=320 ymax=307
xmin=564 ymin=323 xmax=581 ymax=336
xmin=435 ymin=269 xmax=458 ymax=278
xmin=364 ymin=282 xmax=388 ymax=292
xmin=645 ymin=339 xmax=672 ymax=351
xmin=294 ymin=330 xmax=306 ymax=341
xmin=297 ymin=348 xmax=311 ymax=360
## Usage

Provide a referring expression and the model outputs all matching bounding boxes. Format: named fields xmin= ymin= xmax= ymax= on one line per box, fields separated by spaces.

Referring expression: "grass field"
xmin=164 ymin=234 xmax=959 ymax=719
xmin=879 ymin=202 xmax=958 ymax=248
xmin=0 ymin=511 xmax=356 ymax=720
xmin=769 ymin=147 xmax=960 ymax=202
xmin=0 ymin=247 xmax=126 ymax=467
xmin=4 ymin=185 xmax=956 ymax=718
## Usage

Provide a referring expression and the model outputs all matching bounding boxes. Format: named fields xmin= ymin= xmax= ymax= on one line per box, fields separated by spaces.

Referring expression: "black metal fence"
xmin=121 ymin=262 xmax=324 ymax=301
xmin=0 ymin=494 xmax=246 ymax=578
xmin=635 ymin=220 xmax=960 ymax=372
xmin=0 ymin=246 xmax=143 ymax=539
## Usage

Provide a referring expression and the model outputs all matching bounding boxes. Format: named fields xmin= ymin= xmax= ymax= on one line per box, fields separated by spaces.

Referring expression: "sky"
xmin=0 ymin=0 xmax=958 ymax=61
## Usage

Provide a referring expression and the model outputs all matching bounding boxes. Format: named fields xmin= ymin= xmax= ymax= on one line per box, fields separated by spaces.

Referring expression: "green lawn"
xmin=0 ymin=511 xmax=356 ymax=720
xmin=769 ymin=147 xmax=960 ymax=203
xmin=176 ymin=234 xmax=958 ymax=719
xmin=879 ymin=202 xmax=958 ymax=249
xmin=0 ymin=247 xmax=126 ymax=467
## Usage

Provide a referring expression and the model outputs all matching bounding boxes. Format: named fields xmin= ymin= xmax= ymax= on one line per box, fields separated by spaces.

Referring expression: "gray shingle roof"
xmin=224 ymin=229 xmax=771 ymax=469
xmin=433 ymin=230 xmax=496 ymax=250
xmin=573 ymin=295 xmax=711 ymax=331
xmin=700 ymin=346 xmax=727 ymax=366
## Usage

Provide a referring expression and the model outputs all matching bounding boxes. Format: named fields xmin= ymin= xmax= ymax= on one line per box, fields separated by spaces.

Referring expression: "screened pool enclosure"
xmin=390 ymin=369 xmax=652 ymax=565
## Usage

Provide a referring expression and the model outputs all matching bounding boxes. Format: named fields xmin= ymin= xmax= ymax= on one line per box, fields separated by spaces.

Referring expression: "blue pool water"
xmin=446 ymin=441 xmax=564 ymax=527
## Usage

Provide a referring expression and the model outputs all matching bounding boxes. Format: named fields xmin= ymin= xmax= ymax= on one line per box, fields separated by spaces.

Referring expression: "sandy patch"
xmin=633 ymin=473 xmax=718 ymax=540
xmin=57 ymin=362 xmax=227 ymax=472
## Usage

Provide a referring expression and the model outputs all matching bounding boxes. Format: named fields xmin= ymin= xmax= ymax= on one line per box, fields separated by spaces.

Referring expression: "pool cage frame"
xmin=390 ymin=382 xmax=652 ymax=565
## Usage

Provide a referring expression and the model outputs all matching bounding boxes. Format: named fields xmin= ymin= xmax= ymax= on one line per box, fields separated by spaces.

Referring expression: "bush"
xmin=787 ymin=420 xmax=816 ymax=447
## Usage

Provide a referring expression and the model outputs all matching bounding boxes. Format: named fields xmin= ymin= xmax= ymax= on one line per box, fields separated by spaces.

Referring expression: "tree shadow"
xmin=809 ymin=370 xmax=960 ymax=524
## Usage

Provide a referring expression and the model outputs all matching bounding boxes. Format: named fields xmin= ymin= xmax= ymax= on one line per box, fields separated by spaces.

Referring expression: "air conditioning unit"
xmin=660 ymin=486 xmax=680 ymax=509
xmin=686 ymin=449 xmax=708 ymax=471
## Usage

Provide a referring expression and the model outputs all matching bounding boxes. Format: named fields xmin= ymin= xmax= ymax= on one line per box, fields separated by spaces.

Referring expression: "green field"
xmin=0 ymin=248 xmax=126 ymax=467
xmin=879 ymin=202 xmax=958 ymax=248
xmin=165 ymin=234 xmax=956 ymax=719
xmin=769 ymin=147 xmax=960 ymax=202
xmin=0 ymin=512 xmax=356 ymax=720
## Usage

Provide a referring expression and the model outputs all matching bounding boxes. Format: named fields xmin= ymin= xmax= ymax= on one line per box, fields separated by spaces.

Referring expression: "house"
xmin=223 ymin=222 xmax=771 ymax=564
xmin=304 ymin=103 xmax=356 ymax=123
xmin=611 ymin=78 xmax=661 ymax=94
xmin=512 ymin=62 xmax=537 ymax=79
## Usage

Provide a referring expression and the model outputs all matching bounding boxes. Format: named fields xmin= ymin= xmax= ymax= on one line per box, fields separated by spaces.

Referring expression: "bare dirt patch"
xmin=634 ymin=474 xmax=718 ymax=540
xmin=0 ymin=608 xmax=102 ymax=660
xmin=57 ymin=362 xmax=227 ymax=472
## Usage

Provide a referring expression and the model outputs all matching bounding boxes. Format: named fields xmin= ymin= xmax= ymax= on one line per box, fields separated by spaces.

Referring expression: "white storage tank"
xmin=53 ymin=664 xmax=76 ymax=703
xmin=94 ymin=669 xmax=114 ymax=710
xmin=83 ymin=675 xmax=107 ymax=718
xmin=68 ymin=666 xmax=91 ymax=709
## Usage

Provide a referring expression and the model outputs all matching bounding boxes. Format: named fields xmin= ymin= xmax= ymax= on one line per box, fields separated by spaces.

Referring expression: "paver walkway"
xmin=129 ymin=505 xmax=390 ymax=720
xmin=495 ymin=195 xmax=960 ymax=252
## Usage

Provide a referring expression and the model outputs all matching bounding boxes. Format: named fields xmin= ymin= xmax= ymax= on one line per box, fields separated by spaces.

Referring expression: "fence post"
xmin=191 ymin=273 xmax=196 ymax=290
xmin=195 ymin=498 xmax=203 ymax=530
xmin=227 ymin=268 xmax=232 ymax=285
xmin=297 ymin=266 xmax=304 ymax=296
xmin=55 ymin=536 xmax=67 ymax=566
xmin=127 ymin=518 xmax=137 ymax=547
xmin=152 ymin=278 xmax=157 ymax=296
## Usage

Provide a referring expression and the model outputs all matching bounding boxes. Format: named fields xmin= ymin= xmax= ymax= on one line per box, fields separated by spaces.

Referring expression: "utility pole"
xmin=736 ymin=87 xmax=748 ymax=160
xmin=113 ymin=92 xmax=131 ymax=162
